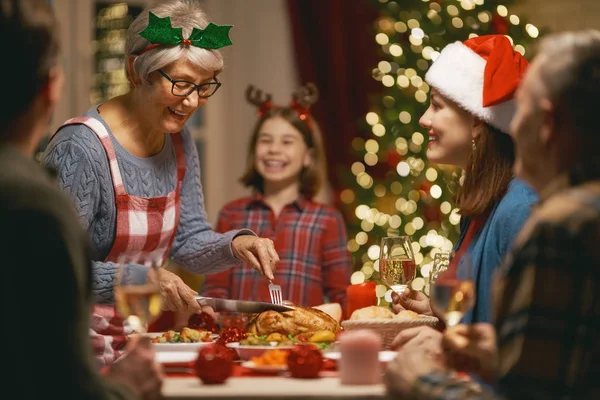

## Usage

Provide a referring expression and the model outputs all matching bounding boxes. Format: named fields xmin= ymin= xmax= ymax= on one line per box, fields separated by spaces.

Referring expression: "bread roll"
xmin=349 ymin=306 xmax=394 ymax=320
xmin=394 ymin=310 xmax=419 ymax=319
xmin=312 ymin=303 xmax=342 ymax=323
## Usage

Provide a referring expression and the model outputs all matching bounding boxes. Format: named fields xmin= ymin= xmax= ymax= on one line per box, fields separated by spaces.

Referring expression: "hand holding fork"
xmin=231 ymin=235 xmax=279 ymax=280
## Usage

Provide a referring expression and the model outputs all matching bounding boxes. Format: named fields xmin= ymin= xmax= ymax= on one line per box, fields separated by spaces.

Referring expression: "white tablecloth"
xmin=163 ymin=376 xmax=386 ymax=399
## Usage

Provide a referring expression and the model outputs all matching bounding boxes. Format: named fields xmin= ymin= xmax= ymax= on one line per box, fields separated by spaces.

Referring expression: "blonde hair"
xmin=125 ymin=0 xmax=224 ymax=85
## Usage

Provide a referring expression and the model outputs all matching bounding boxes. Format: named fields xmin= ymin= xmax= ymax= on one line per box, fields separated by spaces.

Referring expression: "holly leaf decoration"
xmin=139 ymin=12 xmax=183 ymax=45
xmin=189 ymin=23 xmax=233 ymax=49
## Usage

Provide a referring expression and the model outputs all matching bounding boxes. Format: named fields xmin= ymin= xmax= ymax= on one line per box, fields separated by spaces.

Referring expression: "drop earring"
xmin=472 ymin=139 xmax=476 ymax=151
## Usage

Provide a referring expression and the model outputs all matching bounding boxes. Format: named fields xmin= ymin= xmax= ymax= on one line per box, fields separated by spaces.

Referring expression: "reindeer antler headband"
xmin=246 ymin=83 xmax=319 ymax=129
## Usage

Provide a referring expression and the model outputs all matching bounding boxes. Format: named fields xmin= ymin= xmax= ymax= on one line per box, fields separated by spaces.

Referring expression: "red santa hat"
xmin=425 ymin=35 xmax=529 ymax=133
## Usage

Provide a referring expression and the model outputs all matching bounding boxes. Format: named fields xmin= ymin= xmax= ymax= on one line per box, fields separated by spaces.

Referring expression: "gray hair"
xmin=125 ymin=0 xmax=225 ymax=84
xmin=535 ymin=30 xmax=600 ymax=139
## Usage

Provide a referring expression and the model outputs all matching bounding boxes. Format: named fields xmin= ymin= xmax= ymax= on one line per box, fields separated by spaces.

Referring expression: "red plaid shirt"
xmin=203 ymin=194 xmax=352 ymax=309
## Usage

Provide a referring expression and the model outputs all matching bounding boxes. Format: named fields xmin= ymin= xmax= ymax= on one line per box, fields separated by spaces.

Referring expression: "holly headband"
xmin=246 ymin=83 xmax=319 ymax=130
xmin=133 ymin=12 xmax=233 ymax=56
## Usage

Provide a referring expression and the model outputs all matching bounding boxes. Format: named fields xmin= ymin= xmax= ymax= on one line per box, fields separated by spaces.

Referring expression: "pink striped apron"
xmin=53 ymin=116 xmax=186 ymax=366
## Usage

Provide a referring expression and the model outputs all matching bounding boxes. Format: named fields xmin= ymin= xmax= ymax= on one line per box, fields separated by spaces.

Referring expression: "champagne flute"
xmin=430 ymin=253 xmax=475 ymax=327
xmin=114 ymin=258 xmax=163 ymax=334
xmin=430 ymin=252 xmax=451 ymax=284
xmin=379 ymin=236 xmax=417 ymax=294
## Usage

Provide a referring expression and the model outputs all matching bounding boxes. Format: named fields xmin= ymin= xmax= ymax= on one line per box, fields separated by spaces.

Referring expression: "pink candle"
xmin=339 ymin=329 xmax=382 ymax=385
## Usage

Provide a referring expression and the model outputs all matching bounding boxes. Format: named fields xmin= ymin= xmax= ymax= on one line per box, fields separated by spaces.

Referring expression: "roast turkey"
xmin=246 ymin=306 xmax=340 ymax=336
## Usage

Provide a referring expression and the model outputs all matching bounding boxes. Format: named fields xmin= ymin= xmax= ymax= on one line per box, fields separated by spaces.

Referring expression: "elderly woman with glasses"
xmin=43 ymin=0 xmax=279 ymax=366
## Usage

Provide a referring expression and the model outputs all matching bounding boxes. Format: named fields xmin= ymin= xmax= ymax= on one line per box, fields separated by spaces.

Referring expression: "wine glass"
xmin=429 ymin=252 xmax=451 ymax=284
xmin=379 ymin=236 xmax=417 ymax=294
xmin=114 ymin=258 xmax=163 ymax=334
xmin=430 ymin=253 xmax=475 ymax=327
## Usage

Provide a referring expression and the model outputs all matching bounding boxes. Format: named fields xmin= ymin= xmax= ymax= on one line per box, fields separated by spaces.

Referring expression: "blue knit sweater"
xmin=42 ymin=107 xmax=250 ymax=303
xmin=455 ymin=178 xmax=538 ymax=323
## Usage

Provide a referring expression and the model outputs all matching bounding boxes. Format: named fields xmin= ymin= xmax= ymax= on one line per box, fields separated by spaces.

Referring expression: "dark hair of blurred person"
xmin=0 ymin=0 xmax=163 ymax=398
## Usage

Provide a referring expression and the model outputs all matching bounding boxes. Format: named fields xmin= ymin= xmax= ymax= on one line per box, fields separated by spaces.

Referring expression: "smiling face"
xmin=137 ymin=58 xmax=216 ymax=134
xmin=254 ymin=116 xmax=312 ymax=190
xmin=419 ymin=89 xmax=476 ymax=169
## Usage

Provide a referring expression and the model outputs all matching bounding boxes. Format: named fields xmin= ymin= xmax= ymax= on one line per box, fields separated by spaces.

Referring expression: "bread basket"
xmin=341 ymin=316 xmax=439 ymax=350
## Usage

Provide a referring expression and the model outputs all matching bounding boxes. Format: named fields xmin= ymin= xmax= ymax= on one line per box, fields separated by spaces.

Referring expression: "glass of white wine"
xmin=114 ymin=258 xmax=163 ymax=334
xmin=379 ymin=236 xmax=417 ymax=294
xmin=430 ymin=253 xmax=475 ymax=327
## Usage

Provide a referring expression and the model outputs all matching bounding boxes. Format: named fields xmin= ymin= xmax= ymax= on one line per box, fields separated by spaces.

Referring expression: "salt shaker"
xmin=339 ymin=329 xmax=382 ymax=385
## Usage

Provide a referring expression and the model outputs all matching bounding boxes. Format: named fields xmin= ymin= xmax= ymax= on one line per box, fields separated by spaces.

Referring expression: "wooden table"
xmin=162 ymin=376 xmax=386 ymax=399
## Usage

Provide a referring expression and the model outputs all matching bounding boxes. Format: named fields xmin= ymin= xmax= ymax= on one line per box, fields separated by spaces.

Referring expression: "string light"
xmin=375 ymin=33 xmax=390 ymax=45
xmin=372 ymin=124 xmax=386 ymax=137
xmin=526 ymin=23 xmax=539 ymax=38
xmin=389 ymin=44 xmax=404 ymax=56
xmin=396 ymin=75 xmax=410 ymax=88
xmin=399 ymin=111 xmax=412 ymax=123
xmin=382 ymin=75 xmax=395 ymax=87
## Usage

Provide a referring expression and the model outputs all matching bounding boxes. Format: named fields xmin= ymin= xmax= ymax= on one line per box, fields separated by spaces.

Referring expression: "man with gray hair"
xmin=385 ymin=29 xmax=600 ymax=399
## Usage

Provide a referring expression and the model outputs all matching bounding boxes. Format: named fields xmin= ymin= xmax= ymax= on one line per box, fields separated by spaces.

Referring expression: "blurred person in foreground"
xmin=385 ymin=29 xmax=600 ymax=399
xmin=0 ymin=0 xmax=162 ymax=398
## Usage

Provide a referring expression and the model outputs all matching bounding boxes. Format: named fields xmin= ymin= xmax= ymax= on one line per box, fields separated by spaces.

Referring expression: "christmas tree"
xmin=339 ymin=0 xmax=543 ymax=304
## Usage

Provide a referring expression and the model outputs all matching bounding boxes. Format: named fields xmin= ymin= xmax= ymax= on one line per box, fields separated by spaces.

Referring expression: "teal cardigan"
xmin=454 ymin=178 xmax=538 ymax=323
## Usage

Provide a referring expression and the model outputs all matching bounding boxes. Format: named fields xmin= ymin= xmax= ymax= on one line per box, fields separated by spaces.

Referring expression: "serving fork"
xmin=268 ymin=279 xmax=283 ymax=305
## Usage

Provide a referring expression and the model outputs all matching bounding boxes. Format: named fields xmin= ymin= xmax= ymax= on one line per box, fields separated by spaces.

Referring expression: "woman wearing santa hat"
xmin=392 ymin=35 xmax=538 ymax=325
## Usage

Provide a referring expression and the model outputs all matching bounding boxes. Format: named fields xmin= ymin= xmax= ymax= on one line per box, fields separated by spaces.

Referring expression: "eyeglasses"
xmin=157 ymin=69 xmax=221 ymax=98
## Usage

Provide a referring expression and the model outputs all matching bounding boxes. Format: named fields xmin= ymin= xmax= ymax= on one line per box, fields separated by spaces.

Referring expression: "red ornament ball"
xmin=194 ymin=343 xmax=234 ymax=384
xmin=286 ymin=344 xmax=324 ymax=379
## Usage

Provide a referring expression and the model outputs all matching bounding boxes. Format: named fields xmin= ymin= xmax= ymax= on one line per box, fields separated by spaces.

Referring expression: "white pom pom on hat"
xmin=425 ymin=35 xmax=529 ymax=133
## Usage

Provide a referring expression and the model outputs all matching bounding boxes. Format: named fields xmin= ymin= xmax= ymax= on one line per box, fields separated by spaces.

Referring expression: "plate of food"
xmin=227 ymin=330 xmax=337 ymax=360
xmin=240 ymin=348 xmax=289 ymax=374
xmin=226 ymin=303 xmax=342 ymax=360
xmin=155 ymin=351 xmax=198 ymax=365
xmin=129 ymin=327 xmax=216 ymax=352
xmin=226 ymin=339 xmax=294 ymax=361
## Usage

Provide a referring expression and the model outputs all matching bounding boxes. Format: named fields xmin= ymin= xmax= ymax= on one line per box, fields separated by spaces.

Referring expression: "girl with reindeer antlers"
xmin=203 ymin=83 xmax=352 ymax=315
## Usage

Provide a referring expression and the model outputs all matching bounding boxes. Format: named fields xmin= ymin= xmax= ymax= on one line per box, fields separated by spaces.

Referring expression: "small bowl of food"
xmin=241 ymin=348 xmax=290 ymax=374
xmin=226 ymin=333 xmax=294 ymax=360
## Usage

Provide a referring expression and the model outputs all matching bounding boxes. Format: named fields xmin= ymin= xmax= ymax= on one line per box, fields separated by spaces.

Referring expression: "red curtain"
xmin=287 ymin=0 xmax=381 ymax=205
